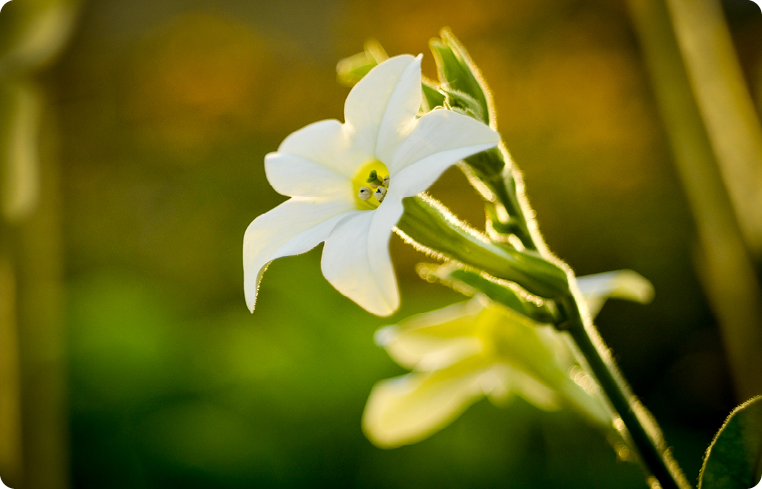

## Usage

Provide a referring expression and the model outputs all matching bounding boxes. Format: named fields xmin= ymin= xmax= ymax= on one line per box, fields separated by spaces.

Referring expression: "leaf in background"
xmin=699 ymin=395 xmax=762 ymax=489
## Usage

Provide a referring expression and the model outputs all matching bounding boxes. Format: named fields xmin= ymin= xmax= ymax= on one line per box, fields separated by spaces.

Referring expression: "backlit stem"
xmin=462 ymin=140 xmax=690 ymax=489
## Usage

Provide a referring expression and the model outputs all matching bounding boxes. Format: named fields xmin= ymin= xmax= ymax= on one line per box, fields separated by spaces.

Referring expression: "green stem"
xmin=464 ymin=141 xmax=691 ymax=488
xmin=560 ymin=295 xmax=690 ymax=489
xmin=425 ymin=29 xmax=690 ymax=485
xmin=464 ymin=146 xmax=536 ymax=250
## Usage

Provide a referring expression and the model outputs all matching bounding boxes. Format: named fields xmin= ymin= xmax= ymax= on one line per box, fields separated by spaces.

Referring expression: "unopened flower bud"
xmin=430 ymin=28 xmax=493 ymax=126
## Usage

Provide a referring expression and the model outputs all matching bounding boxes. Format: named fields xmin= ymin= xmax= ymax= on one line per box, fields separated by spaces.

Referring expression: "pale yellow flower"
xmin=363 ymin=270 xmax=653 ymax=448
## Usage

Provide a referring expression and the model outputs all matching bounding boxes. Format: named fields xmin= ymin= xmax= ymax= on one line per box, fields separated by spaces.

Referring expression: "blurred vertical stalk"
xmin=0 ymin=1 xmax=81 ymax=487
xmin=1 ymin=88 xmax=69 ymax=489
xmin=626 ymin=0 xmax=762 ymax=400
xmin=666 ymin=0 xmax=762 ymax=256
xmin=13 ymin=112 xmax=68 ymax=489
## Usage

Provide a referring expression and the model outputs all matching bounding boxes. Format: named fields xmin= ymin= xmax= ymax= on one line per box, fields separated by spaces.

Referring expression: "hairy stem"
xmin=560 ymin=295 xmax=691 ymax=489
xmin=466 ymin=139 xmax=691 ymax=488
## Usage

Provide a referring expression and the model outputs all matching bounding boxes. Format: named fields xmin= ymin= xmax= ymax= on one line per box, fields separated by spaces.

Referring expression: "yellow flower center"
xmin=352 ymin=160 xmax=390 ymax=210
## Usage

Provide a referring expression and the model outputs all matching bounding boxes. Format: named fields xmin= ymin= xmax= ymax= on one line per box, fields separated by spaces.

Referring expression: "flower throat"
xmin=353 ymin=160 xmax=390 ymax=210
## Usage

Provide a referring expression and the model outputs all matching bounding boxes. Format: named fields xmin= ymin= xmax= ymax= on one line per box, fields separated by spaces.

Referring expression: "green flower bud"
xmin=429 ymin=28 xmax=493 ymax=126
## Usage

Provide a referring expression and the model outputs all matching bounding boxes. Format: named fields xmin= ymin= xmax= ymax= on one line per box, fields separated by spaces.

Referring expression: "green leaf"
xmin=699 ymin=395 xmax=762 ymax=489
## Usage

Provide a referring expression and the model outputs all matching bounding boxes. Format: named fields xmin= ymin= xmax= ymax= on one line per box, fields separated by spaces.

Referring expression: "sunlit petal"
xmin=495 ymin=365 xmax=561 ymax=411
xmin=374 ymin=56 xmax=423 ymax=165
xmin=265 ymin=153 xmax=353 ymax=200
xmin=362 ymin=356 xmax=494 ymax=448
xmin=321 ymin=210 xmax=399 ymax=316
xmin=344 ymin=55 xmax=418 ymax=158
xmin=388 ymin=109 xmax=500 ymax=194
xmin=243 ymin=198 xmax=352 ymax=311
xmin=366 ymin=196 xmax=405 ymax=304
xmin=277 ymin=119 xmax=367 ymax=178
xmin=375 ymin=299 xmax=485 ymax=370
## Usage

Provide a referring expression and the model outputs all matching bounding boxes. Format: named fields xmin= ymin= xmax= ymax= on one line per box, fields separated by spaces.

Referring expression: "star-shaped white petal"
xmin=244 ymin=55 xmax=500 ymax=316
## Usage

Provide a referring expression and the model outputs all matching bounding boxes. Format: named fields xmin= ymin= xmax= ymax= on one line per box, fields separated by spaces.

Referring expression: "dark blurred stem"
xmin=627 ymin=0 xmax=762 ymax=401
xmin=560 ymin=296 xmax=690 ymax=489
xmin=0 ymin=227 xmax=23 ymax=487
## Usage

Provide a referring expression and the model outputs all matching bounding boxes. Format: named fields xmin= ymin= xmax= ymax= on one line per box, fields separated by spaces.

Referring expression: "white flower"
xmin=243 ymin=55 xmax=500 ymax=316
xmin=362 ymin=270 xmax=653 ymax=448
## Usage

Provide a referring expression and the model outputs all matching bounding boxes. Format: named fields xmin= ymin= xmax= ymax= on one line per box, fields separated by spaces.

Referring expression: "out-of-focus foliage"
xmin=0 ymin=0 xmax=753 ymax=487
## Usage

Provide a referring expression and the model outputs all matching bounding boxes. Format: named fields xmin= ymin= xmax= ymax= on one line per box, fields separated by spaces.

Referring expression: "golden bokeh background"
xmin=1 ymin=0 xmax=762 ymax=487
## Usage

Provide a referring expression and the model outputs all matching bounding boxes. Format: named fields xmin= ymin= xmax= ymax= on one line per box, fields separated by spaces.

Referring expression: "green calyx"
xmin=396 ymin=195 xmax=569 ymax=299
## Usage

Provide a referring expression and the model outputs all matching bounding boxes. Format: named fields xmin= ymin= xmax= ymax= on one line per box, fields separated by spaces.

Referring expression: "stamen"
xmin=374 ymin=186 xmax=387 ymax=203
xmin=383 ymin=175 xmax=390 ymax=187
xmin=352 ymin=160 xmax=390 ymax=210
xmin=366 ymin=170 xmax=384 ymax=188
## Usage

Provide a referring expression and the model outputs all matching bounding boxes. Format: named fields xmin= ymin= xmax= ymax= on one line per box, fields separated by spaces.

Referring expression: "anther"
xmin=366 ymin=170 xmax=384 ymax=188
xmin=374 ymin=186 xmax=387 ymax=203
xmin=383 ymin=175 xmax=390 ymax=187
xmin=358 ymin=187 xmax=373 ymax=201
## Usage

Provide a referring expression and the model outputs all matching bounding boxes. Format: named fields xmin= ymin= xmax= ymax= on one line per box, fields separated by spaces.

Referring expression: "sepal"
xmin=396 ymin=195 xmax=569 ymax=299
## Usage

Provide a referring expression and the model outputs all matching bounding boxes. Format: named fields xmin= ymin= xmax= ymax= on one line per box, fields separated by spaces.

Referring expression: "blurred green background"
xmin=2 ymin=0 xmax=762 ymax=487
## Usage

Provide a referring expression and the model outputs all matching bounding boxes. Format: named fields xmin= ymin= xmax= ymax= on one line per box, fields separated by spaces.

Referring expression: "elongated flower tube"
xmin=362 ymin=270 xmax=654 ymax=448
xmin=244 ymin=55 xmax=500 ymax=316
